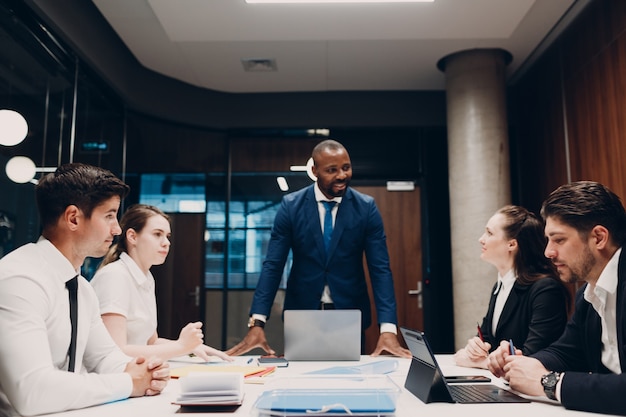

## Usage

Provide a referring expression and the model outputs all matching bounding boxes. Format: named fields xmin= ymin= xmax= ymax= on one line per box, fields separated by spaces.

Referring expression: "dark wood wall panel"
xmin=509 ymin=50 xmax=568 ymax=213
xmin=231 ymin=137 xmax=319 ymax=172
xmin=511 ymin=0 xmax=626 ymax=210
xmin=563 ymin=0 xmax=626 ymax=197
xmin=126 ymin=113 xmax=227 ymax=173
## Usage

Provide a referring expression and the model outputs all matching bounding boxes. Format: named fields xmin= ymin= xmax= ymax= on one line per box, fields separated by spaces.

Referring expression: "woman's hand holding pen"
xmin=453 ymin=336 xmax=491 ymax=369
xmin=465 ymin=336 xmax=491 ymax=360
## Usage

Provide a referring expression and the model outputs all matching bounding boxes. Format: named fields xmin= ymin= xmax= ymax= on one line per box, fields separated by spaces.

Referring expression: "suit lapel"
xmin=304 ymin=187 xmax=327 ymax=258
xmin=617 ymin=248 xmax=626 ymax=371
xmin=495 ymin=282 xmax=528 ymax=334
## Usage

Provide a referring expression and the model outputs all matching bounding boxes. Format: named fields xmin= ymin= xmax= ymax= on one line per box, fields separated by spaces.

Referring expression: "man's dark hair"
xmin=35 ymin=163 xmax=130 ymax=229
xmin=541 ymin=181 xmax=626 ymax=246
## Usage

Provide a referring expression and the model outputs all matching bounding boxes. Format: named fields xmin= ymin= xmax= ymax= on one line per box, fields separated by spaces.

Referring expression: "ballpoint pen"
xmin=509 ymin=339 xmax=516 ymax=355
xmin=476 ymin=322 xmax=484 ymax=342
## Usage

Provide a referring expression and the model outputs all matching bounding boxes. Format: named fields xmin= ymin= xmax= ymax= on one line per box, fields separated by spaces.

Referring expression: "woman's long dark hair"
xmin=99 ymin=204 xmax=169 ymax=268
xmin=498 ymin=205 xmax=571 ymax=308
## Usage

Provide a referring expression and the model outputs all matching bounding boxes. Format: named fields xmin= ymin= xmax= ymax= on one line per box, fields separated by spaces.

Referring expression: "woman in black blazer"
xmin=454 ymin=205 xmax=571 ymax=369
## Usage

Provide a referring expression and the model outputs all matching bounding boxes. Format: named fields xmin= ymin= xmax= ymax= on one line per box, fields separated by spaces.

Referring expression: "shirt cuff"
xmin=380 ymin=323 xmax=397 ymax=335
xmin=251 ymin=313 xmax=267 ymax=322
xmin=555 ymin=372 xmax=564 ymax=403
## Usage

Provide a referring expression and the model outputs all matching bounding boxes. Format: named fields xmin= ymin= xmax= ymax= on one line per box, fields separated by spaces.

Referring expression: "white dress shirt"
xmin=491 ymin=269 xmax=517 ymax=335
xmin=0 ymin=238 xmax=132 ymax=416
xmin=584 ymin=247 xmax=621 ymax=374
xmin=91 ymin=252 xmax=158 ymax=345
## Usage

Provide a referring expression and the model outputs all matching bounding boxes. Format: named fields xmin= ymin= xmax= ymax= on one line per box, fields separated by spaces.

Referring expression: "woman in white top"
xmin=453 ymin=205 xmax=570 ymax=369
xmin=91 ymin=204 xmax=230 ymax=361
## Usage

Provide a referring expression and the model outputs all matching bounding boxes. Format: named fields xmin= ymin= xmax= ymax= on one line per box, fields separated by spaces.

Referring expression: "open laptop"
xmin=400 ymin=327 xmax=530 ymax=404
xmin=283 ymin=309 xmax=361 ymax=361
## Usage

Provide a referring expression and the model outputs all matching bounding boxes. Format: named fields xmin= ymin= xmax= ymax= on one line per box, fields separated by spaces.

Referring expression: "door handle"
xmin=188 ymin=285 xmax=200 ymax=307
xmin=408 ymin=281 xmax=422 ymax=309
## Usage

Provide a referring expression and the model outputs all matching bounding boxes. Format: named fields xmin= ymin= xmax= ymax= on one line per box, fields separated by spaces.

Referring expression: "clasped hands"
xmin=126 ymin=356 xmax=170 ymax=397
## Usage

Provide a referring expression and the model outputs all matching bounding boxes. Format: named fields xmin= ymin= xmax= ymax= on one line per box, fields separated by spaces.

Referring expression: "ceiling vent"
xmin=241 ymin=58 xmax=277 ymax=72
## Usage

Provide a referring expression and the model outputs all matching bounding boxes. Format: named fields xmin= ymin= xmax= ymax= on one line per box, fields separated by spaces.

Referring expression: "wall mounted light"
xmin=0 ymin=109 xmax=28 ymax=146
xmin=5 ymin=156 xmax=56 ymax=184
xmin=276 ymin=176 xmax=289 ymax=191
xmin=290 ymin=157 xmax=316 ymax=181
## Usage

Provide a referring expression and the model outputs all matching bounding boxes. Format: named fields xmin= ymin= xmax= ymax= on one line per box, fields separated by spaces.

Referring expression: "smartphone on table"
xmin=258 ymin=355 xmax=289 ymax=367
xmin=444 ymin=375 xmax=491 ymax=383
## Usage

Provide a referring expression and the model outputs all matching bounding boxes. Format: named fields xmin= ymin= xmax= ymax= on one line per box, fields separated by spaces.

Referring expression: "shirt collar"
xmin=36 ymin=237 xmax=81 ymax=283
xmin=119 ymin=252 xmax=151 ymax=286
xmin=314 ymin=183 xmax=342 ymax=204
xmin=585 ymin=247 xmax=621 ymax=302
xmin=498 ymin=268 xmax=517 ymax=291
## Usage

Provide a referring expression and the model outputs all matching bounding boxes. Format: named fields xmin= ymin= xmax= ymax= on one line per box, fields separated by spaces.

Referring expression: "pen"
xmin=247 ymin=357 xmax=253 ymax=364
xmin=476 ymin=322 xmax=484 ymax=342
xmin=509 ymin=339 xmax=516 ymax=355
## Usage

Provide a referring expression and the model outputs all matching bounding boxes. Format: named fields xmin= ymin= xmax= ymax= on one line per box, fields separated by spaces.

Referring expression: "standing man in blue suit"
xmin=488 ymin=181 xmax=626 ymax=415
xmin=226 ymin=140 xmax=410 ymax=358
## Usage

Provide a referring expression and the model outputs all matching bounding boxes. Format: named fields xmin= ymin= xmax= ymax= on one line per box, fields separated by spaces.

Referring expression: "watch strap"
xmin=248 ymin=317 xmax=266 ymax=328
xmin=541 ymin=371 xmax=561 ymax=400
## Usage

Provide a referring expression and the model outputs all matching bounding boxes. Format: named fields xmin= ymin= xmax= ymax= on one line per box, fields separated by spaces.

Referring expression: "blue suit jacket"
xmin=250 ymin=185 xmax=398 ymax=329
xmin=532 ymin=247 xmax=626 ymax=415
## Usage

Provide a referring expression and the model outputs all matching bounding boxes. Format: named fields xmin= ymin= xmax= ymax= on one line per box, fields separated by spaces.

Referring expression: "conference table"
xmin=43 ymin=355 xmax=602 ymax=417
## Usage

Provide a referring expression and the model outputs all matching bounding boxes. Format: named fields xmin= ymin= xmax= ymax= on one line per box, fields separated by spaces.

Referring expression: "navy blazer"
xmin=250 ymin=185 xmax=398 ymax=329
xmin=479 ymin=277 xmax=568 ymax=355
xmin=532 ymin=247 xmax=626 ymax=415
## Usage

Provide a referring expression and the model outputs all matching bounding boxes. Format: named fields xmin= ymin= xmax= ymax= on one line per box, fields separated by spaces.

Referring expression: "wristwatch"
xmin=541 ymin=371 xmax=561 ymax=400
xmin=247 ymin=317 xmax=265 ymax=329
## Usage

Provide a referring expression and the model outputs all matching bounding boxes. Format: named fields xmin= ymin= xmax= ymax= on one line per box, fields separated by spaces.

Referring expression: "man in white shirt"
xmin=0 ymin=163 xmax=169 ymax=416
xmin=488 ymin=181 xmax=626 ymax=415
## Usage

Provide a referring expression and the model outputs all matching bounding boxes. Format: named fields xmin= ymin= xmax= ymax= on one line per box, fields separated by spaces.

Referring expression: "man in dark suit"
xmin=488 ymin=181 xmax=626 ymax=415
xmin=226 ymin=140 xmax=410 ymax=358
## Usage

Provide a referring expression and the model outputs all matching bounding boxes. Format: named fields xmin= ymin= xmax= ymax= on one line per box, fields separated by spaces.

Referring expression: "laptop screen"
xmin=283 ymin=309 xmax=361 ymax=361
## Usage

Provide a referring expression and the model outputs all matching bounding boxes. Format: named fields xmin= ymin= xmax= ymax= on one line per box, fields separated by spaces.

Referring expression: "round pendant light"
xmin=0 ymin=109 xmax=28 ymax=146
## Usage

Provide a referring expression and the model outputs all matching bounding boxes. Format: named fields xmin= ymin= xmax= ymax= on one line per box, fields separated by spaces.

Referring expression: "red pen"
xmin=476 ymin=322 xmax=484 ymax=342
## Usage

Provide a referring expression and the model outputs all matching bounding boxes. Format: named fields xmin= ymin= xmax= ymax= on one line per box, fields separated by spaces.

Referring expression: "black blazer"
xmin=532 ymin=248 xmax=626 ymax=415
xmin=479 ymin=277 xmax=568 ymax=355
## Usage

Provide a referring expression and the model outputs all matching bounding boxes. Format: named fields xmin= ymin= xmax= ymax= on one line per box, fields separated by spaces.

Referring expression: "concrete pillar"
xmin=437 ymin=49 xmax=512 ymax=350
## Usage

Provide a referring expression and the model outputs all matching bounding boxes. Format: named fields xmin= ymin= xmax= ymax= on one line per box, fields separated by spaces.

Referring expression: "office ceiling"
xmin=90 ymin=0 xmax=582 ymax=94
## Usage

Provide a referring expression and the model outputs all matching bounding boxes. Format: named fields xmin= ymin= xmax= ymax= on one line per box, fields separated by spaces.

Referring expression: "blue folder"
xmin=254 ymin=390 xmax=396 ymax=414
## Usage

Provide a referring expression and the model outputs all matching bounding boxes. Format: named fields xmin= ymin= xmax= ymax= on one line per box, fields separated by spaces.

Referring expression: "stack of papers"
xmin=173 ymin=372 xmax=244 ymax=407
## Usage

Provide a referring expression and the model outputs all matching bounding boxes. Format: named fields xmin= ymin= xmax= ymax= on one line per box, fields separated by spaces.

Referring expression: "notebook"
xmin=283 ymin=309 xmax=361 ymax=361
xmin=399 ymin=327 xmax=530 ymax=404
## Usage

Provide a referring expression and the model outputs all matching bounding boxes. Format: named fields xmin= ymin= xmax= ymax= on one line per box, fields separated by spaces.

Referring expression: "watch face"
xmin=542 ymin=372 xmax=558 ymax=387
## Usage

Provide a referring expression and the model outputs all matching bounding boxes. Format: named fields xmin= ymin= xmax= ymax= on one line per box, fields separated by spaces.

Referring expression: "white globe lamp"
xmin=6 ymin=156 xmax=36 ymax=183
xmin=0 ymin=110 xmax=28 ymax=146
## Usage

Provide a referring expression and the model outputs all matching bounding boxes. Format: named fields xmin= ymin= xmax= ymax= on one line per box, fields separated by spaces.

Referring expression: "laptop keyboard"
xmin=448 ymin=384 xmax=528 ymax=403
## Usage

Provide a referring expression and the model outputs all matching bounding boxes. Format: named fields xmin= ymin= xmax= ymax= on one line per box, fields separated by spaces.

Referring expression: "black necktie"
xmin=322 ymin=201 xmax=336 ymax=251
xmin=66 ymin=275 xmax=78 ymax=372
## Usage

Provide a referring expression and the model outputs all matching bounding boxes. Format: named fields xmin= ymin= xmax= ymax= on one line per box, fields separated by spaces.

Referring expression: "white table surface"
xmin=40 ymin=355 xmax=603 ymax=417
